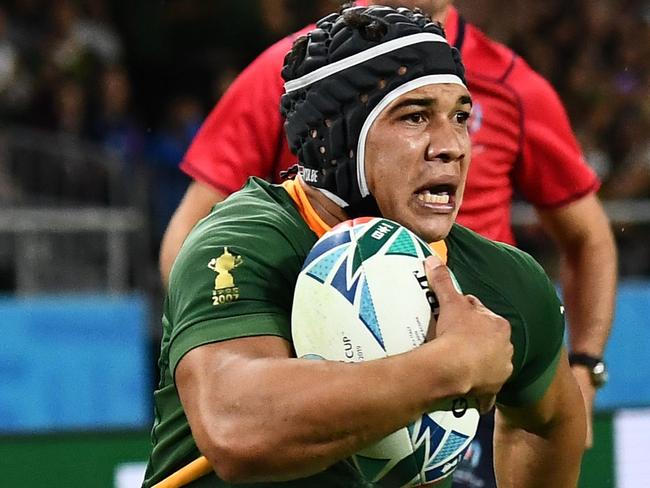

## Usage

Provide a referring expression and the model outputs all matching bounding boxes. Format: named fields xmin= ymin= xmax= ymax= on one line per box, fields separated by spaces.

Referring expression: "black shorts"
xmin=452 ymin=410 xmax=496 ymax=488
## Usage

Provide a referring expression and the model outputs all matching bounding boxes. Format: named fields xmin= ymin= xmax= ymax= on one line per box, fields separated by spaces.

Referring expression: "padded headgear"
xmin=280 ymin=5 xmax=466 ymax=217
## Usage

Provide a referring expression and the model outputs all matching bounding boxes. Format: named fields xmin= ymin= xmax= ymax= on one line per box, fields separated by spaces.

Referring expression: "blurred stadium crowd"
xmin=0 ymin=0 xmax=648 ymax=294
xmin=458 ymin=0 xmax=650 ymax=198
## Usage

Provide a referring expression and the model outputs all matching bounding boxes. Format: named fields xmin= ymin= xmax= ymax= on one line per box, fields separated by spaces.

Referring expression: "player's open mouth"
xmin=415 ymin=184 xmax=456 ymax=210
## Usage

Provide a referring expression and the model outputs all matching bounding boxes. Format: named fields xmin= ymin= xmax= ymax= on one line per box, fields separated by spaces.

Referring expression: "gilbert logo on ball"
xmin=292 ymin=217 xmax=478 ymax=487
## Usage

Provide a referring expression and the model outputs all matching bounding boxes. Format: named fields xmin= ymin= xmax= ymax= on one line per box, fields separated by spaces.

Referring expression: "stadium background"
xmin=0 ymin=0 xmax=648 ymax=486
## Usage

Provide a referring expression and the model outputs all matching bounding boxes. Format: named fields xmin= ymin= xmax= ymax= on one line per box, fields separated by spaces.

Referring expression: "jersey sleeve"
xmin=496 ymin=248 xmax=566 ymax=406
xmin=180 ymin=36 xmax=296 ymax=194
xmin=165 ymin=204 xmax=303 ymax=377
xmin=510 ymin=59 xmax=600 ymax=208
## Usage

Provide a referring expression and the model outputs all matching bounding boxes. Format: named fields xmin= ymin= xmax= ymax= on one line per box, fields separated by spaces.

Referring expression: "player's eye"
xmin=455 ymin=111 xmax=471 ymax=124
xmin=402 ymin=112 xmax=427 ymax=124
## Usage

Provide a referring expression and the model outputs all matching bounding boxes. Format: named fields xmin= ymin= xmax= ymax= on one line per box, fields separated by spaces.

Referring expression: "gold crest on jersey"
xmin=208 ymin=247 xmax=242 ymax=306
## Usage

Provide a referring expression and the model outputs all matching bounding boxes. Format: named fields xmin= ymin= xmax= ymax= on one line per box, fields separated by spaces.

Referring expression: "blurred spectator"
xmin=259 ymin=0 xmax=294 ymax=39
xmin=147 ymin=96 xmax=203 ymax=174
xmin=457 ymin=0 xmax=650 ymax=197
xmin=146 ymin=96 xmax=203 ymax=243
xmin=0 ymin=130 xmax=18 ymax=203
xmin=0 ymin=7 xmax=19 ymax=94
xmin=579 ymin=130 xmax=613 ymax=182
xmin=49 ymin=0 xmax=94 ymax=79
xmin=8 ymin=0 xmax=49 ymax=65
xmin=210 ymin=63 xmax=239 ymax=106
xmin=90 ymin=63 xmax=144 ymax=162
xmin=602 ymin=109 xmax=650 ymax=199
xmin=75 ymin=0 xmax=122 ymax=64
xmin=54 ymin=76 xmax=87 ymax=136
xmin=49 ymin=0 xmax=121 ymax=77
xmin=0 ymin=6 xmax=33 ymax=118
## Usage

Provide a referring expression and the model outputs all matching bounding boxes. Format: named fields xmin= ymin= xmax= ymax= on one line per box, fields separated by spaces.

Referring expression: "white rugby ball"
xmin=291 ymin=217 xmax=479 ymax=487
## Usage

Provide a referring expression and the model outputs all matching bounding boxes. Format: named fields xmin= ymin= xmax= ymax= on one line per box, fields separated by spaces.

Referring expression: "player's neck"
xmin=301 ymin=181 xmax=349 ymax=228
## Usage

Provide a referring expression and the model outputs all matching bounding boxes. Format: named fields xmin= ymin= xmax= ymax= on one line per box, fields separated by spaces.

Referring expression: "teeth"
xmin=417 ymin=191 xmax=450 ymax=204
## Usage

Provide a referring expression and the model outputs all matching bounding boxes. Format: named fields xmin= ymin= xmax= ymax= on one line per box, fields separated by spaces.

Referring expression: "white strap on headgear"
xmin=356 ymin=74 xmax=466 ymax=198
xmin=284 ymin=32 xmax=449 ymax=94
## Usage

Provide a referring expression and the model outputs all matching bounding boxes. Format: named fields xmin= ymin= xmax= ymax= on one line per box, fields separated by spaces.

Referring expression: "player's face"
xmin=364 ymin=83 xmax=472 ymax=242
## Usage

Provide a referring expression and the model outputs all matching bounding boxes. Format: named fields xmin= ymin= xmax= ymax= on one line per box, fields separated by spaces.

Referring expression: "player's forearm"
xmin=538 ymin=195 xmax=617 ymax=356
xmin=561 ymin=225 xmax=617 ymax=356
xmin=186 ymin=339 xmax=468 ymax=483
xmin=494 ymin=407 xmax=585 ymax=487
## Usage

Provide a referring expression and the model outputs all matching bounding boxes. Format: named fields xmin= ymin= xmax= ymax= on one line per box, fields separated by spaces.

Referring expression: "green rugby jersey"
xmin=143 ymin=177 xmax=564 ymax=488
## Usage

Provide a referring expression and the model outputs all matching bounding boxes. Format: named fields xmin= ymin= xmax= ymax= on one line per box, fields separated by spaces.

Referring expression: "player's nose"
xmin=425 ymin=121 xmax=466 ymax=163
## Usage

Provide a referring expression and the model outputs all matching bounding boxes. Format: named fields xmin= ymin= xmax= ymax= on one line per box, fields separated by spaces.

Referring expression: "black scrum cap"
xmin=280 ymin=5 xmax=466 ymax=217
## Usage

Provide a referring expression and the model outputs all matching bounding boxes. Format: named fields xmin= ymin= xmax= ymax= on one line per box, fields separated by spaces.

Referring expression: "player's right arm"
xmin=175 ymin=256 xmax=513 ymax=484
xmin=494 ymin=349 xmax=586 ymax=487
xmin=489 ymin=246 xmax=586 ymax=486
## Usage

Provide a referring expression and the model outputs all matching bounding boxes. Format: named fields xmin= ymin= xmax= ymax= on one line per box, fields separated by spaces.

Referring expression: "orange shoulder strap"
xmin=281 ymin=178 xmax=331 ymax=238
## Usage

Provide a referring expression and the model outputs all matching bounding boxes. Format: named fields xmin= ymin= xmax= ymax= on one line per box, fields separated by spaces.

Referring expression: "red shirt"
xmin=181 ymin=8 xmax=599 ymax=245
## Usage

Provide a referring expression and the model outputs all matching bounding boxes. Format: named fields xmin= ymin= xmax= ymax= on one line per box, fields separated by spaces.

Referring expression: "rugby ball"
xmin=291 ymin=217 xmax=479 ymax=487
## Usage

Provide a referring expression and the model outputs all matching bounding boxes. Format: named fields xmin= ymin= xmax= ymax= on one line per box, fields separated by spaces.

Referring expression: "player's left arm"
xmin=536 ymin=192 xmax=617 ymax=447
xmin=512 ymin=61 xmax=617 ymax=448
xmin=494 ymin=347 xmax=586 ymax=488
